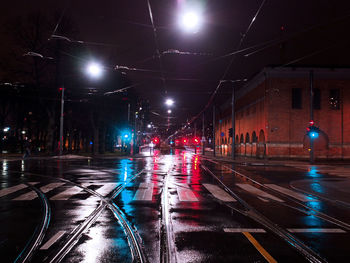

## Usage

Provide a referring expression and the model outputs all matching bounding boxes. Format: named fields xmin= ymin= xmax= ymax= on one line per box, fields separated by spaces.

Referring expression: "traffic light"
xmin=193 ymin=137 xmax=200 ymax=145
xmin=306 ymin=121 xmax=320 ymax=139
xmin=153 ymin=137 xmax=159 ymax=144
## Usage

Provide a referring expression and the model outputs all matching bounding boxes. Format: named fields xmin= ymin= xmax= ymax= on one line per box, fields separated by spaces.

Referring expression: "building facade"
xmin=215 ymin=67 xmax=350 ymax=159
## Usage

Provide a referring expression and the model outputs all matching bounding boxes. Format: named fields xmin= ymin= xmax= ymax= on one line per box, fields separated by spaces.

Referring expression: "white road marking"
xmin=0 ymin=184 xmax=27 ymax=198
xmin=40 ymin=182 xmax=65 ymax=193
xmin=224 ymin=228 xmax=266 ymax=233
xmin=94 ymin=183 xmax=118 ymax=196
xmin=134 ymin=183 xmax=154 ymax=201
xmin=177 ymin=185 xmax=198 ymax=202
xmin=236 ymin=184 xmax=284 ymax=202
xmin=50 ymin=186 xmax=84 ymax=200
xmin=203 ymin=184 xmax=236 ymax=202
xmin=13 ymin=191 xmax=37 ymax=201
xmin=287 ymin=228 xmax=346 ymax=233
xmin=13 ymin=182 xmax=66 ymax=201
xmin=40 ymin=231 xmax=66 ymax=250
xmin=265 ymin=184 xmax=318 ymax=202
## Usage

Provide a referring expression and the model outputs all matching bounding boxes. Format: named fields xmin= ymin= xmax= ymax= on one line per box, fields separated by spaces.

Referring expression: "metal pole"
xmin=231 ymin=85 xmax=235 ymax=159
xmin=213 ymin=105 xmax=216 ymax=157
xmin=202 ymin=113 xmax=205 ymax=155
xmin=59 ymin=86 xmax=65 ymax=155
xmin=127 ymin=103 xmax=130 ymax=123
xmin=310 ymin=70 xmax=314 ymax=164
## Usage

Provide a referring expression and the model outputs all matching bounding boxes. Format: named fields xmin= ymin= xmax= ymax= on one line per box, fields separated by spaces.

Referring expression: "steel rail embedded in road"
xmin=201 ymin=163 xmax=327 ymax=263
xmin=15 ymin=183 xmax=51 ymax=263
xmin=43 ymin=168 xmax=146 ymax=263
xmin=206 ymin=159 xmax=350 ymax=231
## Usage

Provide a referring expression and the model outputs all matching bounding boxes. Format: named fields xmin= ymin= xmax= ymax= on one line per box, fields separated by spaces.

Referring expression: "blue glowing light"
xmin=310 ymin=132 xmax=319 ymax=138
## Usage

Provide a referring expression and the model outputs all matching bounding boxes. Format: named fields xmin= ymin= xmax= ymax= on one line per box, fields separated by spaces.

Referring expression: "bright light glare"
xmin=165 ymin=98 xmax=174 ymax=106
xmin=147 ymin=124 xmax=152 ymax=128
xmin=179 ymin=11 xmax=202 ymax=33
xmin=167 ymin=109 xmax=172 ymax=114
xmin=86 ymin=62 xmax=103 ymax=78
xmin=3 ymin=127 xmax=10 ymax=132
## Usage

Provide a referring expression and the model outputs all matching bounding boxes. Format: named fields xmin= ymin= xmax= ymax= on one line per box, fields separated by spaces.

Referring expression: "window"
xmin=329 ymin=89 xmax=340 ymax=110
xmin=313 ymin=88 xmax=321 ymax=110
xmin=292 ymin=88 xmax=302 ymax=109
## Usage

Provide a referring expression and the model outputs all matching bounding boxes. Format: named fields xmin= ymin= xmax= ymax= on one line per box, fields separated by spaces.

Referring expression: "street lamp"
xmin=165 ymin=98 xmax=174 ymax=106
xmin=59 ymin=61 xmax=103 ymax=155
xmin=178 ymin=10 xmax=202 ymax=33
xmin=167 ymin=109 xmax=172 ymax=114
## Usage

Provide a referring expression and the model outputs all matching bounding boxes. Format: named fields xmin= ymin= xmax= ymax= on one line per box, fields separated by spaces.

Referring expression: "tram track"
xmin=201 ymin=161 xmax=328 ymax=263
xmin=14 ymin=183 xmax=51 ymax=263
xmin=9 ymin=164 xmax=147 ymax=263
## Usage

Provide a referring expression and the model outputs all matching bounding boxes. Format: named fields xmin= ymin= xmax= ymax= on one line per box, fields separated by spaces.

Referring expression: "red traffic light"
xmin=193 ymin=137 xmax=200 ymax=144
xmin=153 ymin=137 xmax=159 ymax=144
xmin=183 ymin=138 xmax=187 ymax=144
xmin=309 ymin=120 xmax=314 ymax=126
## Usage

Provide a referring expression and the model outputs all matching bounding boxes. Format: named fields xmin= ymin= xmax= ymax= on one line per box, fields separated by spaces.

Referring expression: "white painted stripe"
xmin=134 ymin=183 xmax=154 ymax=201
xmin=265 ymin=184 xmax=318 ymax=202
xmin=40 ymin=231 xmax=66 ymax=250
xmin=50 ymin=186 xmax=84 ymax=200
xmin=224 ymin=228 xmax=266 ymax=233
xmin=40 ymin=183 xmax=65 ymax=193
xmin=0 ymin=184 xmax=27 ymax=198
xmin=177 ymin=185 xmax=198 ymax=202
xmin=95 ymin=183 xmax=117 ymax=196
xmin=236 ymin=184 xmax=284 ymax=202
xmin=287 ymin=228 xmax=346 ymax=233
xmin=13 ymin=191 xmax=37 ymax=201
xmin=203 ymin=184 xmax=236 ymax=202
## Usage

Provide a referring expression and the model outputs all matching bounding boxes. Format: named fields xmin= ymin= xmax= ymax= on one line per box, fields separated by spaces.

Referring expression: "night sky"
xmin=1 ymin=0 xmax=350 ymax=127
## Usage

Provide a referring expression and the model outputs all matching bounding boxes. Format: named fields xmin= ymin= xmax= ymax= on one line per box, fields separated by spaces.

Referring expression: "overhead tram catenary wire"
xmin=182 ymin=0 xmax=267 ymax=130
xmin=146 ymin=0 xmax=167 ymax=93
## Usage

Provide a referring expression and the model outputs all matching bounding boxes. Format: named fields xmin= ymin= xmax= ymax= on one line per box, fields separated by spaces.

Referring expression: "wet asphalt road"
xmin=1 ymin=149 xmax=350 ymax=262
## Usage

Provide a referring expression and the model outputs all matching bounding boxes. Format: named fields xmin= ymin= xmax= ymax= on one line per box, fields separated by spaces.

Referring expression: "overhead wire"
xmin=183 ymin=0 xmax=267 ymax=128
xmin=146 ymin=0 xmax=167 ymax=93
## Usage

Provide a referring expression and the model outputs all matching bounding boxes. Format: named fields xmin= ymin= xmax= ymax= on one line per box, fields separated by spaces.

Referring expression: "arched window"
xmin=235 ymin=135 xmax=239 ymax=143
xmin=245 ymin=133 xmax=250 ymax=143
xmin=240 ymin=134 xmax=244 ymax=143
xmin=252 ymin=131 xmax=257 ymax=143
xmin=259 ymin=129 xmax=265 ymax=143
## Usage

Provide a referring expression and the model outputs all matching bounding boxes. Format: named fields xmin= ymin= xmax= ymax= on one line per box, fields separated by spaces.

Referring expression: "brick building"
xmin=215 ymin=67 xmax=350 ymax=159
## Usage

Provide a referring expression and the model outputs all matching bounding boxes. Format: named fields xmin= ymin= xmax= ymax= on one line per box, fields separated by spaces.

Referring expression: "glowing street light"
xmin=167 ymin=109 xmax=172 ymax=114
xmin=165 ymin=98 xmax=174 ymax=106
xmin=86 ymin=62 xmax=103 ymax=78
xmin=179 ymin=10 xmax=202 ymax=33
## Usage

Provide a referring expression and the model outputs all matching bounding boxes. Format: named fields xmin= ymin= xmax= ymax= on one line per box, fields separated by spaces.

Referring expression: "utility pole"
xmin=127 ymin=103 xmax=131 ymax=124
xmin=231 ymin=85 xmax=235 ymax=159
xmin=202 ymin=113 xmax=205 ymax=155
xmin=59 ymin=86 xmax=64 ymax=156
xmin=310 ymin=70 xmax=314 ymax=164
xmin=213 ymin=105 xmax=216 ymax=157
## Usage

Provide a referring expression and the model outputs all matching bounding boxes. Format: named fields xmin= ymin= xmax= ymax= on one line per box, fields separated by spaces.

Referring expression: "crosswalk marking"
xmin=41 ymin=182 xmax=65 ymax=193
xmin=13 ymin=191 xmax=37 ymax=201
xmin=203 ymin=184 xmax=236 ymax=202
xmin=134 ymin=183 xmax=154 ymax=201
xmin=40 ymin=231 xmax=66 ymax=250
xmin=94 ymin=183 xmax=117 ymax=196
xmin=265 ymin=184 xmax=318 ymax=202
xmin=13 ymin=182 xmax=66 ymax=201
xmin=50 ymin=186 xmax=84 ymax=200
xmin=177 ymin=185 xmax=198 ymax=202
xmin=0 ymin=184 xmax=28 ymax=198
xmin=236 ymin=184 xmax=284 ymax=202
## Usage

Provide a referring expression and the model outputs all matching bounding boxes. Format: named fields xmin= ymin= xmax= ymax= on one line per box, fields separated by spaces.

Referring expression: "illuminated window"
xmin=329 ymin=89 xmax=340 ymax=110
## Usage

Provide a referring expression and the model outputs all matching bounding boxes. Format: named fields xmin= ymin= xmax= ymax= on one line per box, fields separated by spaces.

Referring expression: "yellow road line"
xmin=242 ymin=232 xmax=277 ymax=263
